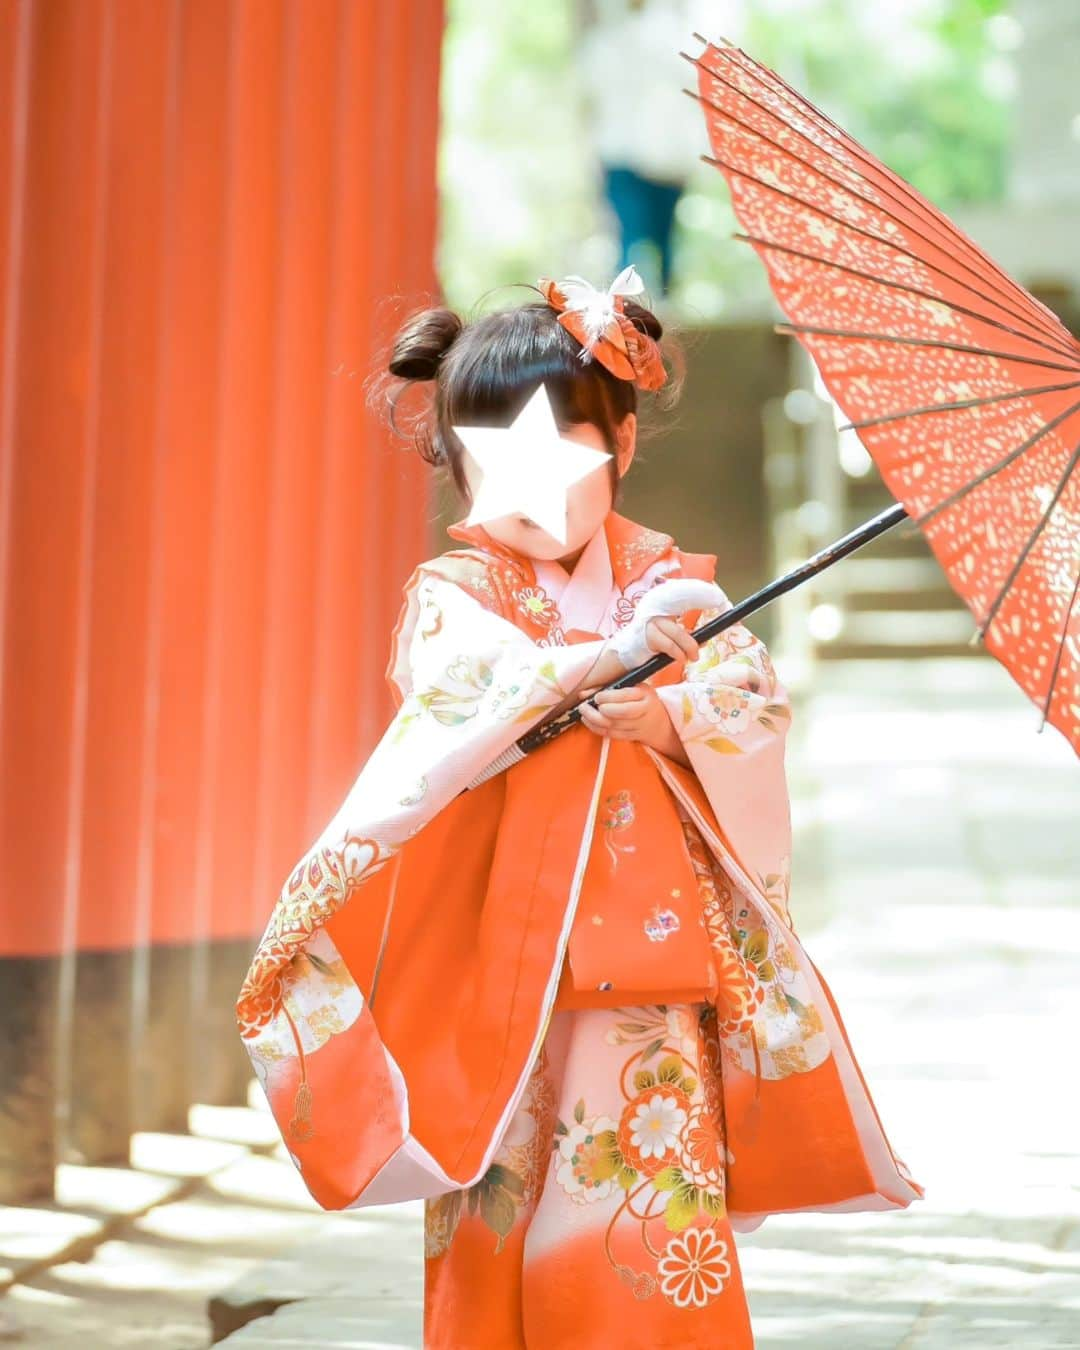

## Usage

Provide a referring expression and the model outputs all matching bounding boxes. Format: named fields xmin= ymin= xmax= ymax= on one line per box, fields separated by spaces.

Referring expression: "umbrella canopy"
xmin=685 ymin=34 xmax=1080 ymax=754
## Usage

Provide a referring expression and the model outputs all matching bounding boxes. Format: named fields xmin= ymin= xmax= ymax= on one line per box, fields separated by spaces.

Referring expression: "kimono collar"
xmin=445 ymin=511 xmax=674 ymax=591
xmin=533 ymin=526 xmax=612 ymax=635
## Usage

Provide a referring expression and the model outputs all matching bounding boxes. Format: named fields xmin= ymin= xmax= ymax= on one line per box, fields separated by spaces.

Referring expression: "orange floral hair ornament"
xmin=536 ymin=264 xmax=667 ymax=392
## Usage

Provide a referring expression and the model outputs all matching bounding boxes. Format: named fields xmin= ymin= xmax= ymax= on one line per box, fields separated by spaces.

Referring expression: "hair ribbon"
xmin=536 ymin=264 xmax=667 ymax=391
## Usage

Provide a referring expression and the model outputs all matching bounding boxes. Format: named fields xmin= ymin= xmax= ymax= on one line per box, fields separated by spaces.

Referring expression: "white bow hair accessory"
xmin=555 ymin=264 xmax=647 ymax=361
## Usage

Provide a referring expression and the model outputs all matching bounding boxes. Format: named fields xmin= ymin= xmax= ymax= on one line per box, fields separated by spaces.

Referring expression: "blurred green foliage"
xmin=744 ymin=0 xmax=1009 ymax=204
xmin=439 ymin=0 xmax=1010 ymax=317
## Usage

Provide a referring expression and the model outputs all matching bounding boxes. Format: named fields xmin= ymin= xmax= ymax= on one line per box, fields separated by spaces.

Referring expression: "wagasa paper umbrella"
xmin=680 ymin=33 xmax=1079 ymax=754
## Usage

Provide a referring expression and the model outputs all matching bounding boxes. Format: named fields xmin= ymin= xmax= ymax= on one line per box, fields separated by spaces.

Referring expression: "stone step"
xmin=814 ymin=607 xmax=988 ymax=660
xmin=841 ymin=517 xmax=936 ymax=560
xmin=210 ymin=1203 xmax=423 ymax=1344
xmin=816 ymin=555 xmax=945 ymax=592
xmin=813 ymin=557 xmax=964 ymax=612
xmin=215 ymin=1296 xmax=421 ymax=1347
xmin=832 ymin=588 xmax=964 ymax=615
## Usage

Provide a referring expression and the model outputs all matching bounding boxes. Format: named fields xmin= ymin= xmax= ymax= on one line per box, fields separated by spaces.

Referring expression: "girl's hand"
xmin=607 ymin=578 xmax=726 ymax=671
xmin=548 ymin=621 xmax=702 ymax=729
xmin=576 ymin=617 xmax=700 ymax=695
xmin=579 ymin=684 xmax=690 ymax=767
xmin=642 ymin=615 xmax=699 ymax=664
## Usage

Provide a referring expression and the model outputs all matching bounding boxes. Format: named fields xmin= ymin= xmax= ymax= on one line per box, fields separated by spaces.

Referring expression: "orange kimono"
xmin=236 ymin=512 xmax=922 ymax=1348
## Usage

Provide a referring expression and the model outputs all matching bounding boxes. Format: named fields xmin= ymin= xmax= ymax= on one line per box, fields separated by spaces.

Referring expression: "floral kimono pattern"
xmin=425 ymin=1002 xmax=755 ymax=1348
xmin=235 ymin=511 xmax=922 ymax=1350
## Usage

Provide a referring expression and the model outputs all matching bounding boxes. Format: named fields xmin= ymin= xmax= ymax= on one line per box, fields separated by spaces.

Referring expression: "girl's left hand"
xmin=578 ymin=685 xmax=690 ymax=767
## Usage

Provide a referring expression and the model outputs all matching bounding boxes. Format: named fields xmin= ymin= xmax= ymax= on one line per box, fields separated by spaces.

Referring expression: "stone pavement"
xmin=0 ymin=1104 xmax=333 ymax=1347
xmin=2 ymin=656 xmax=1077 ymax=1348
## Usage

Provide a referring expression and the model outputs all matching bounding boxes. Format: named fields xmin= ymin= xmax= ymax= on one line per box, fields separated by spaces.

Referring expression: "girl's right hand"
xmin=640 ymin=615 xmax=700 ymax=664
xmin=585 ymin=617 xmax=701 ymax=690
xmin=606 ymin=579 xmax=729 ymax=673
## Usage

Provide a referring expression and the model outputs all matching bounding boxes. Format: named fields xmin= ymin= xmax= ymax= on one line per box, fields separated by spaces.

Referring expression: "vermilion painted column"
xmin=66 ymin=0 xmax=172 ymax=1167
xmin=0 ymin=0 xmax=114 ymax=1201
xmin=135 ymin=0 xmax=232 ymax=1137
xmin=186 ymin=0 xmax=290 ymax=1115
xmin=0 ymin=0 xmax=441 ymax=1198
xmin=307 ymin=0 xmax=383 ymax=815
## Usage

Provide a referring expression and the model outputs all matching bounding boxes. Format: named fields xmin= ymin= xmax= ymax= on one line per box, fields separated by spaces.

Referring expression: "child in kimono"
xmin=236 ymin=267 xmax=922 ymax=1349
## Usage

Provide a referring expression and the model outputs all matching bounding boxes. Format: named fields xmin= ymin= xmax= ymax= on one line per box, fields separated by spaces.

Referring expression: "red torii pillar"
xmin=0 ymin=0 xmax=440 ymax=1200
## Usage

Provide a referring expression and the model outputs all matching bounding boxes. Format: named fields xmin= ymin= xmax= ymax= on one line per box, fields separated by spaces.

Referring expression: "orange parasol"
xmin=682 ymin=34 xmax=1080 ymax=753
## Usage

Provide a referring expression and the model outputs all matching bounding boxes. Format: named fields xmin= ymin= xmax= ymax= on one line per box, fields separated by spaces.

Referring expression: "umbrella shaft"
xmin=518 ymin=501 xmax=909 ymax=753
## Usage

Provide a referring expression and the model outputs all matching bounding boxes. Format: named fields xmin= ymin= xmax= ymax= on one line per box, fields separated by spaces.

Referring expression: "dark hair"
xmin=368 ymin=287 xmax=684 ymax=501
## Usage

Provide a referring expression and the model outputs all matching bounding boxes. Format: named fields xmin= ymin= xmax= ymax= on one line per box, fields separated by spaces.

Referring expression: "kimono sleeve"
xmin=652 ymin=589 xmax=794 ymax=923
xmin=237 ymin=571 xmax=612 ymax=1038
xmin=309 ymin=570 xmax=609 ymax=861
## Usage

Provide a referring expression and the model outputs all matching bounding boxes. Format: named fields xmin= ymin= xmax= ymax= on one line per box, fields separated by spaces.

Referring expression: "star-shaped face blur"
xmin=453 ymin=384 xmax=613 ymax=550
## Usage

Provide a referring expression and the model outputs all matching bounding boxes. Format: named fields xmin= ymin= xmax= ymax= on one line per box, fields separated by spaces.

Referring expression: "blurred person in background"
xmin=576 ymin=0 xmax=719 ymax=298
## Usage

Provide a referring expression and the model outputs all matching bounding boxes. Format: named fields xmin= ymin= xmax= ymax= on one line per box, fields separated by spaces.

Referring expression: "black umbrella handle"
xmin=518 ymin=501 xmax=909 ymax=755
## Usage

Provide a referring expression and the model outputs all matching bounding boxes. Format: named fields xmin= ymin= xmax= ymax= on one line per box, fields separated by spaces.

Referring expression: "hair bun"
xmin=388 ymin=306 xmax=463 ymax=380
xmin=621 ymin=298 xmax=663 ymax=341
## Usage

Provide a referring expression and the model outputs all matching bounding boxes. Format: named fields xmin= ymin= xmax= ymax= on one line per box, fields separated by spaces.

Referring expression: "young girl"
xmin=236 ymin=268 xmax=922 ymax=1348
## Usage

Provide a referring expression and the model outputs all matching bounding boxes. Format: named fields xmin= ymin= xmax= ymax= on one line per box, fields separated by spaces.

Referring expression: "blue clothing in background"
xmin=602 ymin=165 xmax=682 ymax=294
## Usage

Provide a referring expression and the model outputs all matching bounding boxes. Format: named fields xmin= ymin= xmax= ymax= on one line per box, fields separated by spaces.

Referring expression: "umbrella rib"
xmin=699 ymin=150 xmax=1078 ymax=361
xmin=705 ymin=55 xmax=989 ymax=262
xmin=835 ymin=379 xmax=1080 ymax=433
xmin=722 ymin=54 xmax=1036 ymax=314
xmin=686 ymin=44 xmax=1066 ymax=345
xmin=689 ymin=88 xmax=1078 ymax=359
xmin=690 ymin=48 xmax=1076 ymax=349
xmin=1040 ymin=562 xmax=1080 ymax=733
xmin=775 ymin=323 xmax=1079 ymax=374
xmin=913 ymin=396 xmax=1080 ymax=527
xmin=686 ymin=74 xmax=1032 ymax=327
xmin=973 ymin=437 xmax=1080 ymax=641
xmin=693 ymin=35 xmax=850 ymax=141
xmin=732 ymin=232 xmax=1079 ymax=364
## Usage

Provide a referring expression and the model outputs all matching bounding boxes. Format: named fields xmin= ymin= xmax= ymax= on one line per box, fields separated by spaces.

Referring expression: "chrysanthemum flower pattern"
xmin=617 ymin=1084 xmax=691 ymax=1177
xmin=677 ymin=1103 xmax=726 ymax=1196
xmin=657 ymin=1228 xmax=732 ymax=1308
xmin=629 ymin=1092 xmax=688 ymax=1160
